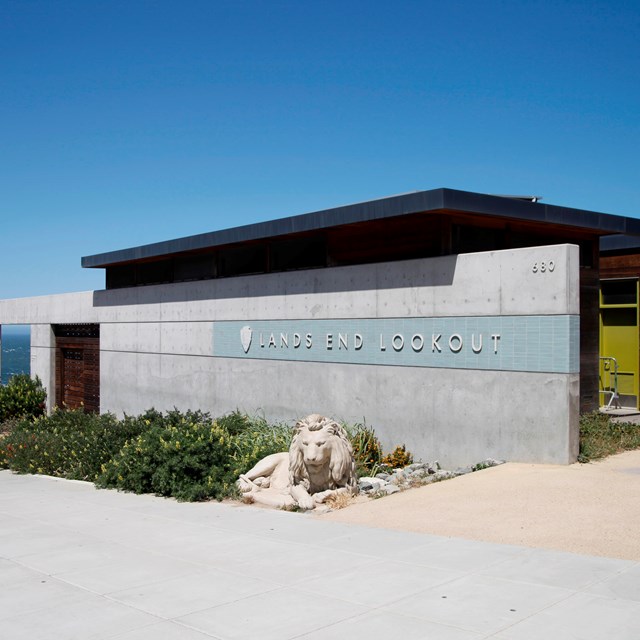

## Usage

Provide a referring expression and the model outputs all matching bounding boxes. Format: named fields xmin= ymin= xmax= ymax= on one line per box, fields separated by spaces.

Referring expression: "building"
xmin=599 ymin=235 xmax=640 ymax=410
xmin=2 ymin=188 xmax=639 ymax=467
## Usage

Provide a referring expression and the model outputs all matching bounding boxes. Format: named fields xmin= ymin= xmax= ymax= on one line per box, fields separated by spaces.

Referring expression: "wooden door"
xmin=61 ymin=348 xmax=84 ymax=408
xmin=54 ymin=325 xmax=100 ymax=412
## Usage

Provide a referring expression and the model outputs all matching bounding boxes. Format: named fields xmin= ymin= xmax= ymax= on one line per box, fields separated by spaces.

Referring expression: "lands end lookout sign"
xmin=213 ymin=315 xmax=579 ymax=374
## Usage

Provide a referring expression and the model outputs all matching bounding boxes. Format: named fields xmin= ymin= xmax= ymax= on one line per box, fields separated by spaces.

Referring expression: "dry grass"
xmin=324 ymin=491 xmax=358 ymax=510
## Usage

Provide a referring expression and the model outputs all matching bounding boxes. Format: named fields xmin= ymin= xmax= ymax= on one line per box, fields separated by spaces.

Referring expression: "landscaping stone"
xmin=356 ymin=457 xmax=505 ymax=498
xmin=381 ymin=484 xmax=401 ymax=495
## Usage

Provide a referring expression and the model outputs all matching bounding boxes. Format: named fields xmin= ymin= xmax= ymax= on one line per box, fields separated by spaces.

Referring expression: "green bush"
xmin=215 ymin=410 xmax=260 ymax=436
xmin=95 ymin=409 xmax=238 ymax=501
xmin=227 ymin=411 xmax=293 ymax=476
xmin=0 ymin=404 xmax=404 ymax=502
xmin=579 ymin=412 xmax=640 ymax=462
xmin=0 ymin=374 xmax=47 ymax=423
xmin=0 ymin=408 xmax=144 ymax=480
xmin=0 ymin=406 xmax=296 ymax=501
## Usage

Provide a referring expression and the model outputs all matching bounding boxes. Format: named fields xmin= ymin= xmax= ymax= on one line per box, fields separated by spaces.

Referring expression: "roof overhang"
xmin=82 ymin=188 xmax=640 ymax=268
xmin=600 ymin=234 xmax=640 ymax=252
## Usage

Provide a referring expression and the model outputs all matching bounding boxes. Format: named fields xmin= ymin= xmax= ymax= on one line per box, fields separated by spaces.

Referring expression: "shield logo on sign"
xmin=240 ymin=326 xmax=252 ymax=353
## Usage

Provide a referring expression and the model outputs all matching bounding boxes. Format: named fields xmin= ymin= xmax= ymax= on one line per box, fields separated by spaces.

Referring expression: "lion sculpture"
xmin=237 ymin=414 xmax=357 ymax=510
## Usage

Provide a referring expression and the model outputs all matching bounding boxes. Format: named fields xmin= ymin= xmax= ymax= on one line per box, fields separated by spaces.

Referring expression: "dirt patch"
xmin=316 ymin=449 xmax=640 ymax=561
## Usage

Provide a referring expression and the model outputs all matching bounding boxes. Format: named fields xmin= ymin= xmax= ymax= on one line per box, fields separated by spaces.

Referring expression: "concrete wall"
xmin=0 ymin=243 xmax=580 ymax=466
xmin=30 ymin=324 xmax=56 ymax=412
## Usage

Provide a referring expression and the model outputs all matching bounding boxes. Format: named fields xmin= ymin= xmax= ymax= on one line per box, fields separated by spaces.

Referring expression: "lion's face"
xmin=298 ymin=427 xmax=333 ymax=468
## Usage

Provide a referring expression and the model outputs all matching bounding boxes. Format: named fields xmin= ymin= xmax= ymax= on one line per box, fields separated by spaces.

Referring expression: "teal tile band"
xmin=213 ymin=315 xmax=580 ymax=374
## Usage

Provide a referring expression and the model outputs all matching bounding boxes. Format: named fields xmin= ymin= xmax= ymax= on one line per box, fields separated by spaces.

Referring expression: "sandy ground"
xmin=318 ymin=449 xmax=640 ymax=561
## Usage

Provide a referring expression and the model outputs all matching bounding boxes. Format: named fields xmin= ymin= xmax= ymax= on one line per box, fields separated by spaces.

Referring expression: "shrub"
xmin=95 ymin=409 xmax=238 ymax=501
xmin=1 ymin=405 xmax=404 ymax=502
xmin=0 ymin=408 xmax=143 ymax=480
xmin=579 ymin=412 xmax=640 ymax=462
xmin=0 ymin=374 xmax=47 ymax=423
xmin=216 ymin=410 xmax=259 ymax=436
xmin=381 ymin=444 xmax=414 ymax=468
xmin=343 ymin=422 xmax=383 ymax=477
xmin=227 ymin=412 xmax=292 ymax=477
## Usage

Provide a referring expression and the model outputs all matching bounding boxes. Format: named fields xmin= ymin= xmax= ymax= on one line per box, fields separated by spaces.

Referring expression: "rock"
xmin=357 ymin=457 xmax=508 ymax=502
xmin=313 ymin=504 xmax=332 ymax=514
xmin=454 ymin=466 xmax=473 ymax=476
xmin=382 ymin=485 xmax=401 ymax=495
xmin=359 ymin=476 xmax=386 ymax=487
xmin=471 ymin=458 xmax=505 ymax=471
xmin=359 ymin=476 xmax=388 ymax=493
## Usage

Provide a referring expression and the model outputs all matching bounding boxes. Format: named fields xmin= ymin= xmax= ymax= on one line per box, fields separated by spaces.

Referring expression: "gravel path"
xmin=318 ymin=449 xmax=640 ymax=561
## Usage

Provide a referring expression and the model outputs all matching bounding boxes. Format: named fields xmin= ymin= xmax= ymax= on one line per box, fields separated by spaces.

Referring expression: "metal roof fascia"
xmin=80 ymin=189 xmax=448 ymax=268
xmin=438 ymin=189 xmax=633 ymax=233
xmin=600 ymin=234 xmax=640 ymax=252
xmin=81 ymin=188 xmax=637 ymax=268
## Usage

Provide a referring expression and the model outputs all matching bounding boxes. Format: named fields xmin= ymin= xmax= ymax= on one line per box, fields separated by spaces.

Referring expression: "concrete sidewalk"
xmin=1 ymin=470 xmax=639 ymax=639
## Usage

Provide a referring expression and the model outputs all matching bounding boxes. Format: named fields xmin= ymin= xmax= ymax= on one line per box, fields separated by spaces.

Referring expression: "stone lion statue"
xmin=237 ymin=413 xmax=357 ymax=510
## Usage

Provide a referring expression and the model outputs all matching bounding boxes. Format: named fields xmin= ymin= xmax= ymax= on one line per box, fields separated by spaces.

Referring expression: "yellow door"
xmin=600 ymin=279 xmax=639 ymax=409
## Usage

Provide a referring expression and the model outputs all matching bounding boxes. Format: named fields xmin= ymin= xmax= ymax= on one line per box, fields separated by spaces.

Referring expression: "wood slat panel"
xmin=601 ymin=253 xmax=640 ymax=279
xmin=55 ymin=325 xmax=100 ymax=413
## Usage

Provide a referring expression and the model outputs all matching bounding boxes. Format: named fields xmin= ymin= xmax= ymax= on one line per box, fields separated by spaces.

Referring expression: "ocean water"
xmin=1 ymin=332 xmax=31 ymax=385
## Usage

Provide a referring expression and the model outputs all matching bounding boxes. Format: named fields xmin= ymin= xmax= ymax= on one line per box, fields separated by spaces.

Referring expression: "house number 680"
xmin=532 ymin=261 xmax=555 ymax=273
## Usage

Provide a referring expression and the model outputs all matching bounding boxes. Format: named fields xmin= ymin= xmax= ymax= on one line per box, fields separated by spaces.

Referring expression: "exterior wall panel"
xmin=0 ymin=243 xmax=581 ymax=466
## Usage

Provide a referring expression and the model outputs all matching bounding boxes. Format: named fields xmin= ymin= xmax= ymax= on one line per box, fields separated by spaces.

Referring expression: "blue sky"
xmin=1 ymin=0 xmax=639 ymax=300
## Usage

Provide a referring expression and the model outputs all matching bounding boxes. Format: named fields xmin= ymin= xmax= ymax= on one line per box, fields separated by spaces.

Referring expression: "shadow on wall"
xmin=92 ymin=255 xmax=459 ymax=308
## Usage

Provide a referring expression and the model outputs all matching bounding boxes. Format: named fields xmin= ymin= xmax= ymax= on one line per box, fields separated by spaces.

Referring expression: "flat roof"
xmin=600 ymin=234 xmax=640 ymax=252
xmin=82 ymin=187 xmax=640 ymax=268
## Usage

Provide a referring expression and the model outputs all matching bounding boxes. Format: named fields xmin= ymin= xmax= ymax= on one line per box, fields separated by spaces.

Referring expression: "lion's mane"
xmin=289 ymin=414 xmax=357 ymax=494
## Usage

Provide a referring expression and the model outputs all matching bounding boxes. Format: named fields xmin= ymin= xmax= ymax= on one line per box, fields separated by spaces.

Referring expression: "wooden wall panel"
xmin=54 ymin=326 xmax=100 ymax=413
xmin=600 ymin=252 xmax=640 ymax=279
